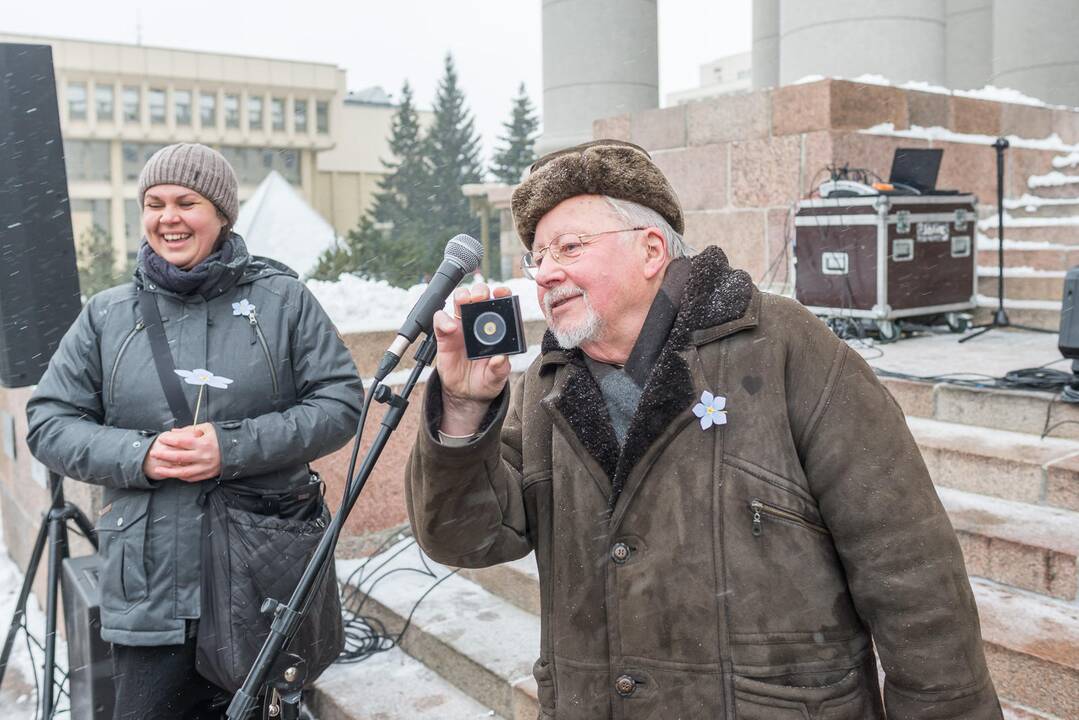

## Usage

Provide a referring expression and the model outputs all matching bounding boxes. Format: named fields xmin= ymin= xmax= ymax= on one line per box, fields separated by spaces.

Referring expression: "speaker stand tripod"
xmin=960 ymin=137 xmax=1055 ymax=343
xmin=0 ymin=470 xmax=96 ymax=718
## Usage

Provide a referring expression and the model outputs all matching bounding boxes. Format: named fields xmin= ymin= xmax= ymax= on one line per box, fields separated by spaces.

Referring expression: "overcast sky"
xmin=5 ymin=1 xmax=752 ymax=164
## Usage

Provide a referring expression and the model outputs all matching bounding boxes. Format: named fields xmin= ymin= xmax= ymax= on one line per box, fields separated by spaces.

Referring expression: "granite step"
xmin=309 ymin=647 xmax=504 ymax=720
xmin=1004 ymin=196 xmax=1079 ymax=219
xmin=881 ymin=379 xmax=1079 ymax=446
xmin=977 ymin=271 xmax=1066 ymax=301
xmin=980 ymin=218 xmax=1079 ymax=245
xmin=337 ymin=542 xmax=541 ymax=720
xmin=972 ymin=300 xmax=1060 ymax=331
xmin=1001 ymin=701 xmax=1061 ymax=720
xmin=461 ymin=554 xmax=1079 ymax=719
xmin=458 ymin=555 xmax=540 ymax=617
xmin=1026 ymin=179 xmax=1079 ymax=199
xmin=974 ymin=578 xmax=1079 ymax=720
xmin=907 ymin=416 xmax=1079 ymax=508
xmin=938 ymin=486 xmax=1079 ymax=601
xmin=976 ymin=241 xmax=1079 ymax=272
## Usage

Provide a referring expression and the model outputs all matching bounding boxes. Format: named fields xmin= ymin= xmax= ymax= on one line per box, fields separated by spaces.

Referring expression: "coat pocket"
xmin=734 ymin=666 xmax=874 ymax=720
xmin=533 ymin=657 xmax=556 ymax=718
xmin=96 ymin=493 xmax=151 ymax=611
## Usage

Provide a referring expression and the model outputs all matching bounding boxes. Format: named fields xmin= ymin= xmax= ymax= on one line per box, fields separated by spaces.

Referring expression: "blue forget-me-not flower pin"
xmin=232 ymin=299 xmax=256 ymax=317
xmin=692 ymin=390 xmax=727 ymax=430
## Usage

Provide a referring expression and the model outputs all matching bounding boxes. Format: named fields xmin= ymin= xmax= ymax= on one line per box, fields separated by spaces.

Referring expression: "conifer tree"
xmin=309 ymin=81 xmax=434 ymax=286
xmin=491 ymin=82 xmax=540 ymax=185
xmin=76 ymin=226 xmax=131 ymax=298
xmin=423 ymin=53 xmax=484 ymax=254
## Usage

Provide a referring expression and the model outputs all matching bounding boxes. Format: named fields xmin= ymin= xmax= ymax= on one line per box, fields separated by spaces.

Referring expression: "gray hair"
xmin=603 ymin=196 xmax=695 ymax=259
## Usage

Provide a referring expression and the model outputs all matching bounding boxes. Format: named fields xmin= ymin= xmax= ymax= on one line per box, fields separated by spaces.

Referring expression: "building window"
xmin=248 ymin=96 xmax=264 ymax=131
xmin=200 ymin=92 xmax=216 ymax=128
xmin=124 ymin=198 xmax=143 ymax=257
xmin=122 ymin=142 xmax=166 ymax=182
xmin=294 ymin=99 xmax=308 ymax=133
xmin=68 ymin=82 xmax=88 ymax=121
xmin=273 ymin=149 xmax=300 ymax=184
xmin=174 ymin=90 xmax=192 ymax=126
xmin=149 ymin=89 xmax=166 ymax=125
xmin=271 ymin=97 xmax=285 ymax=132
xmin=316 ymin=101 xmax=329 ymax=134
xmin=70 ymin=198 xmax=111 ymax=245
xmin=224 ymin=94 xmax=240 ymax=128
xmin=123 ymin=86 xmax=141 ymax=123
xmin=95 ymin=85 xmax=114 ymax=123
xmin=63 ymin=139 xmax=111 ymax=182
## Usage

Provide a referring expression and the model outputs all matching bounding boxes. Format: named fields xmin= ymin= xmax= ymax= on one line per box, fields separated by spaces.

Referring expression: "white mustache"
xmin=543 ymin=285 xmax=585 ymax=316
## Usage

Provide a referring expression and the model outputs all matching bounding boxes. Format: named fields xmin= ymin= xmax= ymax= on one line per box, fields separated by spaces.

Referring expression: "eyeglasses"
xmin=521 ymin=227 xmax=645 ymax=280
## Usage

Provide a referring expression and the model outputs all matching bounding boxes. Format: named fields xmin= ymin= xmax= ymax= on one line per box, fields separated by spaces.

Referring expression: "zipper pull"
xmin=135 ymin=319 xmax=145 ymax=331
xmin=750 ymin=499 xmax=763 ymax=537
xmin=248 ymin=313 xmax=258 ymax=344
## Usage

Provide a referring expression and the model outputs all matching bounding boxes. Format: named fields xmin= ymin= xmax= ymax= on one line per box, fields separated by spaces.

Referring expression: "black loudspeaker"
xmin=61 ymin=555 xmax=116 ymax=720
xmin=0 ymin=42 xmax=82 ymax=388
xmin=1059 ymin=268 xmax=1079 ymax=360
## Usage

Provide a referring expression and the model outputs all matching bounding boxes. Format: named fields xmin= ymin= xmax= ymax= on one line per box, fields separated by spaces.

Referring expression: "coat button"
xmin=611 ymin=542 xmax=631 ymax=564
xmin=615 ymin=674 xmax=636 ymax=697
xmin=116 ymin=517 xmax=124 ymax=527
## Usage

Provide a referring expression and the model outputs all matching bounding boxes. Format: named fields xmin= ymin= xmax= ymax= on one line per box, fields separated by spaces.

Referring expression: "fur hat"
xmin=137 ymin=143 xmax=239 ymax=225
xmin=511 ymin=139 xmax=683 ymax=250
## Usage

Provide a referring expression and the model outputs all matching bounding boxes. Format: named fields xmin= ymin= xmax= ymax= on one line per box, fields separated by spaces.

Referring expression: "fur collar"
xmin=541 ymin=245 xmax=755 ymax=508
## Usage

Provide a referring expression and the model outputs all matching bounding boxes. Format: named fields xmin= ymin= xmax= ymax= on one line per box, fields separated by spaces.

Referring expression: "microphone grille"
xmin=444 ymin=234 xmax=484 ymax=272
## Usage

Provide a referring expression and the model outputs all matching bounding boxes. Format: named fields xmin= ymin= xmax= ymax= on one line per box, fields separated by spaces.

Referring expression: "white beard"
xmin=543 ymin=284 xmax=604 ymax=349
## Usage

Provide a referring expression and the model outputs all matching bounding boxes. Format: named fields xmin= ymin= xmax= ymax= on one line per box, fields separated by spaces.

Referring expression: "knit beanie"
xmin=137 ymin=143 xmax=239 ymax=225
xmin=511 ymin=139 xmax=684 ymax=250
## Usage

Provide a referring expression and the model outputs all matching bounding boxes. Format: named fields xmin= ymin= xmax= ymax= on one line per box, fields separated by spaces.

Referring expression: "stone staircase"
xmin=974 ymin=152 xmax=1079 ymax=331
xmin=306 ymin=375 xmax=1079 ymax=719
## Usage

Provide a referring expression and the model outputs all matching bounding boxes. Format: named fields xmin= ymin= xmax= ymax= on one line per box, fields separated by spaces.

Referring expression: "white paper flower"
xmin=174 ymin=368 xmax=234 ymax=389
xmin=231 ymin=299 xmax=256 ymax=317
xmin=692 ymin=390 xmax=727 ymax=430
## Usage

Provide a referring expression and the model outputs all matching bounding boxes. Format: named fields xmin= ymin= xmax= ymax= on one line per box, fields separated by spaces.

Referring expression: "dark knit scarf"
xmin=584 ymin=258 xmax=691 ymax=445
xmin=138 ymin=233 xmax=235 ymax=296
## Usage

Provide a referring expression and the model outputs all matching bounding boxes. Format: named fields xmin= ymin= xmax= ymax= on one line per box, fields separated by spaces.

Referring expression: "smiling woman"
xmin=25 ymin=142 xmax=364 ymax=718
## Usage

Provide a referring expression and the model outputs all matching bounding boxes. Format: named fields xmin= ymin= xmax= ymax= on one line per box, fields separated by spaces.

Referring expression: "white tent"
xmin=234 ymin=171 xmax=338 ymax=277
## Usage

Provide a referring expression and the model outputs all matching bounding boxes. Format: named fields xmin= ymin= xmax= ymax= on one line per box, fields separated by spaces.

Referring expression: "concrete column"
xmin=538 ymin=0 xmax=658 ymax=156
xmin=992 ymin=0 xmax=1079 ymax=106
xmin=779 ymin=0 xmax=945 ymax=86
xmin=945 ymin=0 xmax=992 ymax=91
xmin=752 ymin=0 xmax=780 ymax=90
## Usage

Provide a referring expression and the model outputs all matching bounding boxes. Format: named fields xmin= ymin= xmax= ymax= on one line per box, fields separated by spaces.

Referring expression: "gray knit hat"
xmin=511 ymin=139 xmax=683 ymax=250
xmin=137 ymin=143 xmax=239 ymax=225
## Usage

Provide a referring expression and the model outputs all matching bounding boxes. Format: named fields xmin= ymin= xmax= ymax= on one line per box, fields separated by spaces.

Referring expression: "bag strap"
xmin=137 ymin=289 xmax=195 ymax=428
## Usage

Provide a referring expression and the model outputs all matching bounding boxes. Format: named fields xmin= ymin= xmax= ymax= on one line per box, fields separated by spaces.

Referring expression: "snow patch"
xmin=862 ymin=123 xmax=1079 ymax=153
xmin=308 ymin=275 xmax=545 ymax=335
xmin=1028 ymin=171 xmax=1079 ymax=189
xmin=234 ymin=171 xmax=339 ymax=278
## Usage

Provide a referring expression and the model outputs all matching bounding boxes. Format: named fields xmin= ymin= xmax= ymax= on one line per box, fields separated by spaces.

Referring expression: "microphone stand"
xmin=960 ymin=137 xmax=1054 ymax=342
xmin=225 ymin=333 xmax=438 ymax=720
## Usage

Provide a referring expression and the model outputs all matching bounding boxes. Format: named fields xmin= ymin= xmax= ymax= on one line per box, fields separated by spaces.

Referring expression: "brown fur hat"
xmin=511 ymin=139 xmax=684 ymax=250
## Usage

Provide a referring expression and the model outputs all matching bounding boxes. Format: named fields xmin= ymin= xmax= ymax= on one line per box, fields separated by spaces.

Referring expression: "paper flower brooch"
xmin=692 ymin=390 xmax=727 ymax=430
xmin=174 ymin=369 xmax=234 ymax=424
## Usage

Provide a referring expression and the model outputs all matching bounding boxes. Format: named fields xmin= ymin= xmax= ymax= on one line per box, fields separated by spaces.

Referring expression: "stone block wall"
xmin=592 ymin=78 xmax=1079 ymax=292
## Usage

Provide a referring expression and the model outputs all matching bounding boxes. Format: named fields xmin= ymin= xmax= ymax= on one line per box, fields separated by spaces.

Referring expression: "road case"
xmin=794 ymin=194 xmax=978 ymax=340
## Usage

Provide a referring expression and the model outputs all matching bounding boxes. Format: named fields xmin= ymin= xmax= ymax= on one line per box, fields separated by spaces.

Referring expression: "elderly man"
xmin=405 ymin=140 xmax=1001 ymax=719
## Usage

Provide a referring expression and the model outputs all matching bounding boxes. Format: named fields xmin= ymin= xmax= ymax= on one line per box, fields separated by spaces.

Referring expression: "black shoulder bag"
xmin=137 ymin=289 xmax=344 ymax=693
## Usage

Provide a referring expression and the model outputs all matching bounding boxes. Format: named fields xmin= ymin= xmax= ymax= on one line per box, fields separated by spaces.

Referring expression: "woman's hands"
xmin=433 ymin=283 xmax=514 ymax=436
xmin=142 ymin=423 xmax=222 ymax=482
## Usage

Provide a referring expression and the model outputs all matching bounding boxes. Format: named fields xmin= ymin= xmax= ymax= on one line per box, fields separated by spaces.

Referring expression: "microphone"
xmin=373 ymin=234 xmax=483 ymax=381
